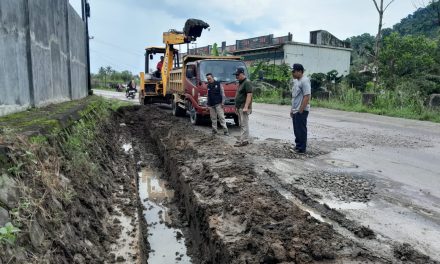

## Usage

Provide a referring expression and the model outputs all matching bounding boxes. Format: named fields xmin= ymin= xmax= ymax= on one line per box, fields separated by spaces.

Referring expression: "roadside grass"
xmin=313 ymin=98 xmax=440 ymax=123
xmin=0 ymin=96 xmax=129 ymax=248
xmin=254 ymin=89 xmax=291 ymax=105
xmin=254 ymin=89 xmax=440 ymax=123
xmin=0 ymin=96 xmax=131 ymax=133
xmin=0 ymin=222 xmax=20 ymax=245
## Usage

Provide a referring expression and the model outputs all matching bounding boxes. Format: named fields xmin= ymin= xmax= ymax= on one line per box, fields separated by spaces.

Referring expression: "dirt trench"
xmin=118 ymin=105 xmax=430 ymax=264
xmin=0 ymin=101 xmax=148 ymax=263
xmin=2 ymin=100 xmax=438 ymax=263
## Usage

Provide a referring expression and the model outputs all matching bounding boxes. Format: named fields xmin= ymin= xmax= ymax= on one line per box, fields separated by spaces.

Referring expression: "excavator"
xmin=139 ymin=19 xmax=209 ymax=104
xmin=139 ymin=19 xmax=247 ymax=125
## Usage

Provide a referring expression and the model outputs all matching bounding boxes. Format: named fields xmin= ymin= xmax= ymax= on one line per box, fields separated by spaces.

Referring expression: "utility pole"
xmin=82 ymin=0 xmax=92 ymax=95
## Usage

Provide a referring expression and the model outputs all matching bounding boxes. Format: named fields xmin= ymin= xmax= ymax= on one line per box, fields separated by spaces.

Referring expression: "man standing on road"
xmin=206 ymin=73 xmax=229 ymax=136
xmin=290 ymin=63 xmax=311 ymax=154
xmin=234 ymin=67 xmax=253 ymax=147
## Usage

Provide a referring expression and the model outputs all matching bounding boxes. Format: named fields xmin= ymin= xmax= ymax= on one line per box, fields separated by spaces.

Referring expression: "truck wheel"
xmin=172 ymin=100 xmax=186 ymax=117
xmin=188 ymin=104 xmax=202 ymax=125
xmin=234 ymin=115 xmax=240 ymax=126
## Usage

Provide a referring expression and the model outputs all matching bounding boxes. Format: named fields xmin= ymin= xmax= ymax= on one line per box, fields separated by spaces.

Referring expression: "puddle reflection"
xmin=139 ymin=168 xmax=191 ymax=264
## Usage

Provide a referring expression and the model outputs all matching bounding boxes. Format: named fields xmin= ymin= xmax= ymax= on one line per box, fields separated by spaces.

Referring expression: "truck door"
xmin=186 ymin=64 xmax=197 ymax=87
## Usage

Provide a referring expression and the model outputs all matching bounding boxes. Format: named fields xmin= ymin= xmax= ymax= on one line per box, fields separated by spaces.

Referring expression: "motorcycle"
xmin=126 ymin=89 xmax=136 ymax=99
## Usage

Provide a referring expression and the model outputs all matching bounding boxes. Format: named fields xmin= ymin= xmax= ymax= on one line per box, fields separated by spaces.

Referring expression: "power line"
xmin=90 ymin=49 xmax=139 ymax=72
xmin=92 ymin=38 xmax=144 ymax=57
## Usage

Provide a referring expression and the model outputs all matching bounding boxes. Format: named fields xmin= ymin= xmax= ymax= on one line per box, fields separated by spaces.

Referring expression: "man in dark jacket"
xmin=206 ymin=73 xmax=229 ymax=135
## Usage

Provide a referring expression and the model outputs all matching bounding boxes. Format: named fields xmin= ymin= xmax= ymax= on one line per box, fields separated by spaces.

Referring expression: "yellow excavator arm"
xmin=160 ymin=19 xmax=209 ymax=97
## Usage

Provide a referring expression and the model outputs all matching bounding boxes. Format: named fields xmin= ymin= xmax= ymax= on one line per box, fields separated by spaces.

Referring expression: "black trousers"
xmin=292 ymin=111 xmax=309 ymax=152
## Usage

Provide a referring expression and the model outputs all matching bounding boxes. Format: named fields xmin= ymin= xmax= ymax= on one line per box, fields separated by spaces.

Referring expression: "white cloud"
xmin=72 ymin=0 xmax=416 ymax=74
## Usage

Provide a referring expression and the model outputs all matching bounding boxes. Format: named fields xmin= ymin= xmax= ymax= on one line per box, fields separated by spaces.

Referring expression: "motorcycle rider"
xmin=126 ymin=80 xmax=137 ymax=97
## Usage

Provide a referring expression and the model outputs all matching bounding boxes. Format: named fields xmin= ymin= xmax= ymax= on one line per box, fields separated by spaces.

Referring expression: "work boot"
xmin=212 ymin=129 xmax=218 ymax=135
xmin=224 ymin=131 xmax=230 ymax=136
xmin=294 ymin=148 xmax=306 ymax=154
xmin=234 ymin=141 xmax=249 ymax=147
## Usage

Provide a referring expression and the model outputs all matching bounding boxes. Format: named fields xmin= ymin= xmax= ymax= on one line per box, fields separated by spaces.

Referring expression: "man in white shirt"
xmin=290 ymin=64 xmax=311 ymax=154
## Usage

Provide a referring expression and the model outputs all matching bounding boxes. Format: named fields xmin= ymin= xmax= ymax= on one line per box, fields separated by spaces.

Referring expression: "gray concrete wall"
xmin=0 ymin=0 xmax=87 ymax=116
xmin=0 ymin=0 xmax=32 ymax=116
xmin=68 ymin=5 xmax=88 ymax=100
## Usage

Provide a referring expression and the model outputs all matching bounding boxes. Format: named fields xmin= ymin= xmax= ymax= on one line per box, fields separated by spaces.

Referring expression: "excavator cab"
xmin=139 ymin=47 xmax=179 ymax=104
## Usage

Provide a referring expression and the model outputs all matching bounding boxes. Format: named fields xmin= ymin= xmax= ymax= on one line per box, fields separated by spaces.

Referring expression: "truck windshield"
xmin=199 ymin=60 xmax=248 ymax=82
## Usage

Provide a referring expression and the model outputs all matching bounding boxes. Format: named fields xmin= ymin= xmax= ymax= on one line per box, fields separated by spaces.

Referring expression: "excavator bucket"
xmin=183 ymin=19 xmax=209 ymax=41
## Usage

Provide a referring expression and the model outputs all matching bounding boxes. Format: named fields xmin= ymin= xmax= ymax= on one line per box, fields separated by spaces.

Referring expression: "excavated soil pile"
xmin=120 ymin=105 xmax=395 ymax=264
xmin=0 ymin=101 xmax=144 ymax=263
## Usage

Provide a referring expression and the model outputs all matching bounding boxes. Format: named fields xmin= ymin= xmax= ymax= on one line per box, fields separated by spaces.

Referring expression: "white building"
xmin=283 ymin=42 xmax=351 ymax=76
xmin=185 ymin=30 xmax=352 ymax=76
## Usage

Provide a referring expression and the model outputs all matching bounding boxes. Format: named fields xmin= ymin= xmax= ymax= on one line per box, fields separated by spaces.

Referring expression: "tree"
xmin=371 ymin=0 xmax=396 ymax=87
xmin=120 ymin=70 xmax=133 ymax=82
xmin=98 ymin=67 xmax=107 ymax=87
xmin=211 ymin=43 xmax=219 ymax=56
xmin=413 ymin=0 xmax=440 ymax=26
xmin=394 ymin=0 xmax=440 ymax=37
xmin=105 ymin=66 xmax=114 ymax=86
xmin=379 ymin=33 xmax=437 ymax=90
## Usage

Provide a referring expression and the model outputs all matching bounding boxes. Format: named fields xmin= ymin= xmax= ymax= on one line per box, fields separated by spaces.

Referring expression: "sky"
xmin=69 ymin=0 xmax=419 ymax=74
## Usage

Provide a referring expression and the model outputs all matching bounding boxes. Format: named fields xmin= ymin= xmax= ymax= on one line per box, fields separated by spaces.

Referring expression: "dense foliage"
xmin=92 ymin=66 xmax=137 ymax=89
xmin=393 ymin=0 xmax=440 ymax=38
xmin=254 ymin=2 xmax=440 ymax=122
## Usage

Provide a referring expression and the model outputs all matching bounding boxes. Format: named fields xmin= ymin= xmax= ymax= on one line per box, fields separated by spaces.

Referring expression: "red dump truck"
xmin=169 ymin=55 xmax=247 ymax=125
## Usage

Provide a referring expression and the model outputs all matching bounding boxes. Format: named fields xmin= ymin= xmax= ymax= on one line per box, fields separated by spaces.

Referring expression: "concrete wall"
xmin=0 ymin=0 xmax=87 ymax=116
xmin=0 ymin=0 xmax=32 ymax=115
xmin=284 ymin=42 xmax=351 ymax=76
xmin=68 ymin=4 xmax=88 ymax=100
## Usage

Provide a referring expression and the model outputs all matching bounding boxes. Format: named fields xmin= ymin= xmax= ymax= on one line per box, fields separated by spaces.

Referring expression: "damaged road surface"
xmin=116 ymin=104 xmax=439 ymax=264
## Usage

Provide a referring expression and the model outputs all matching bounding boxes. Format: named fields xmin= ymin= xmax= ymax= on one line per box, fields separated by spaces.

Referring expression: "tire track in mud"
xmin=117 ymin=105 xmax=438 ymax=264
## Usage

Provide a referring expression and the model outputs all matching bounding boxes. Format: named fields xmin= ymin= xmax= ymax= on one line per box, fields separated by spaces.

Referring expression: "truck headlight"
xmin=198 ymin=96 xmax=208 ymax=106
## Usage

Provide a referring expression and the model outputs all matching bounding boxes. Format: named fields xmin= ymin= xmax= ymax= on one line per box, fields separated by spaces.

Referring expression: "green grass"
xmin=254 ymin=88 xmax=440 ymax=123
xmin=313 ymin=98 xmax=440 ymax=123
xmin=254 ymin=89 xmax=291 ymax=105
xmin=0 ymin=222 xmax=20 ymax=245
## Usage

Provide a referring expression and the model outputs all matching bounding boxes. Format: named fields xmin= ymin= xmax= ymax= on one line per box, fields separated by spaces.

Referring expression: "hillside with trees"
xmin=254 ymin=1 xmax=440 ymax=122
xmin=393 ymin=0 xmax=440 ymax=38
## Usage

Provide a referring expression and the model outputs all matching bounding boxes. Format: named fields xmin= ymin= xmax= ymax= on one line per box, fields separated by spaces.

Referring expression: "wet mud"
xmin=116 ymin=105 xmax=439 ymax=264
xmin=0 ymin=108 xmax=147 ymax=263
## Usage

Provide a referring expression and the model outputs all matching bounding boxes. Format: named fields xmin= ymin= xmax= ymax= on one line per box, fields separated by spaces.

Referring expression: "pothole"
xmin=321 ymin=199 xmax=372 ymax=210
xmin=324 ymin=158 xmax=359 ymax=168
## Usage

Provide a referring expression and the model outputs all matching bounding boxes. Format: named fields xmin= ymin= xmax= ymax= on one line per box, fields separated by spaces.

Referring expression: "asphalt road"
xmin=250 ymin=104 xmax=440 ymax=260
xmin=93 ymin=89 xmax=139 ymax=103
xmin=94 ymin=89 xmax=440 ymax=260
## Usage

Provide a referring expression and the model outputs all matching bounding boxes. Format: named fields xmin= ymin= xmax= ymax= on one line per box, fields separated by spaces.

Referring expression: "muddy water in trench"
xmin=138 ymin=167 xmax=192 ymax=263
